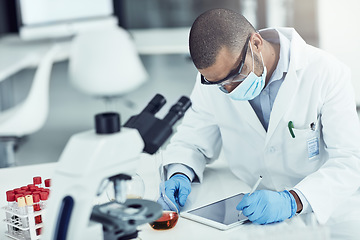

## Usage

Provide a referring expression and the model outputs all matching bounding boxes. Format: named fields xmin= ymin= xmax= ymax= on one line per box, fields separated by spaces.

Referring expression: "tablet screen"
xmin=187 ymin=193 xmax=247 ymax=225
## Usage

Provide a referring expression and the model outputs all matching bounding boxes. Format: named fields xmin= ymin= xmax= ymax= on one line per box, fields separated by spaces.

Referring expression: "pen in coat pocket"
xmin=288 ymin=121 xmax=295 ymax=138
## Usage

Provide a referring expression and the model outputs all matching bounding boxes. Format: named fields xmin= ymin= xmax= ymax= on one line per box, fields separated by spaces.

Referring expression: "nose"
xmin=223 ymin=82 xmax=241 ymax=93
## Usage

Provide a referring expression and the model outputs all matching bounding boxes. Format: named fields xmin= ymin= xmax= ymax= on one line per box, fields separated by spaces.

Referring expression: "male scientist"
xmin=158 ymin=8 xmax=360 ymax=239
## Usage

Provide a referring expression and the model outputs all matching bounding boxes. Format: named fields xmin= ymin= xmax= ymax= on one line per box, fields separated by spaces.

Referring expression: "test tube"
xmin=33 ymin=176 xmax=43 ymax=188
xmin=6 ymin=191 xmax=16 ymax=210
xmin=24 ymin=191 xmax=32 ymax=197
xmin=13 ymin=188 xmax=22 ymax=194
xmin=25 ymin=195 xmax=34 ymax=214
xmin=32 ymin=194 xmax=42 ymax=226
xmin=6 ymin=192 xmax=16 ymax=234
xmin=29 ymin=185 xmax=38 ymax=193
xmin=14 ymin=194 xmax=24 ymax=213
xmin=44 ymin=179 xmax=51 ymax=189
xmin=33 ymin=193 xmax=42 ymax=236
xmin=40 ymin=192 xmax=49 ymax=209
xmin=33 ymin=191 xmax=41 ymax=198
xmin=18 ymin=190 xmax=26 ymax=196
xmin=17 ymin=197 xmax=29 ymax=228
xmin=25 ymin=195 xmax=36 ymax=238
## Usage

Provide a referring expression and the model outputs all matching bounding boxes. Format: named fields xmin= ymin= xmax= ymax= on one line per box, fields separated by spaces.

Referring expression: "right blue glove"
xmin=157 ymin=174 xmax=191 ymax=212
xmin=236 ymin=190 xmax=297 ymax=224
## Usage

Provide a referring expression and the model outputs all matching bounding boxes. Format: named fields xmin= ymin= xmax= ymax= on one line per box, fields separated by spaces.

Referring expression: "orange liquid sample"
xmin=150 ymin=211 xmax=179 ymax=230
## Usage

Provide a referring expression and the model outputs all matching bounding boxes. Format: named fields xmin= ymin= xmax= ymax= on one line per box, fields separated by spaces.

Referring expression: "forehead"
xmin=198 ymin=47 xmax=239 ymax=82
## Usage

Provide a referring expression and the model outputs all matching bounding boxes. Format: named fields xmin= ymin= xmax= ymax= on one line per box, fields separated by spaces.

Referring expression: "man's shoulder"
xmin=305 ymin=45 xmax=349 ymax=73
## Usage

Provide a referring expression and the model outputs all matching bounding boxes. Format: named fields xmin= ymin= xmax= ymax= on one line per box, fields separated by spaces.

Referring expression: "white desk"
xmin=0 ymin=27 xmax=190 ymax=83
xmin=0 ymin=154 xmax=329 ymax=240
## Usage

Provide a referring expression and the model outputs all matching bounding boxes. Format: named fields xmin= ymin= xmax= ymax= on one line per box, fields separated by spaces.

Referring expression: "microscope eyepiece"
xmin=163 ymin=96 xmax=191 ymax=126
xmin=95 ymin=112 xmax=121 ymax=134
xmin=141 ymin=94 xmax=166 ymax=115
xmin=124 ymin=94 xmax=191 ymax=154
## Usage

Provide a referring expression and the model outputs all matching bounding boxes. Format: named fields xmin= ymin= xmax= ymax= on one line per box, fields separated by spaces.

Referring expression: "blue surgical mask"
xmin=228 ymin=44 xmax=267 ymax=101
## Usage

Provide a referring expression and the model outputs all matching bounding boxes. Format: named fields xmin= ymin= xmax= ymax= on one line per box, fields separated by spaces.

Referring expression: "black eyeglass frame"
xmin=200 ymin=36 xmax=251 ymax=85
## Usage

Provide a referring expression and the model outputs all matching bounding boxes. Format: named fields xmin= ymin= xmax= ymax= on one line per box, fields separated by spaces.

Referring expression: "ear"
xmin=251 ymin=33 xmax=263 ymax=53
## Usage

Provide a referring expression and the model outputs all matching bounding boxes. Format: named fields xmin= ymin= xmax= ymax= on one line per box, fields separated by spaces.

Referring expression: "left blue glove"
xmin=236 ymin=190 xmax=297 ymax=225
xmin=157 ymin=174 xmax=191 ymax=212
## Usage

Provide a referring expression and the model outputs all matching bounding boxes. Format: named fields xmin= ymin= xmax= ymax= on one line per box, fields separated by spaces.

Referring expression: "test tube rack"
xmin=3 ymin=206 xmax=44 ymax=240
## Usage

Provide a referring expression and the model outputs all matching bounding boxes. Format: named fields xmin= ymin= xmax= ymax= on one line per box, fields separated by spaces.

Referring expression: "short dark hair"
xmin=189 ymin=8 xmax=256 ymax=69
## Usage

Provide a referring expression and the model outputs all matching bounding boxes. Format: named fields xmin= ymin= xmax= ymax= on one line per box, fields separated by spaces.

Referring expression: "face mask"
xmin=228 ymin=43 xmax=267 ymax=101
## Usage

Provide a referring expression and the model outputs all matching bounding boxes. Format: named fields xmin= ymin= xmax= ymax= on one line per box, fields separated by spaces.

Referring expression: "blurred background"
xmin=0 ymin=0 xmax=359 ymax=167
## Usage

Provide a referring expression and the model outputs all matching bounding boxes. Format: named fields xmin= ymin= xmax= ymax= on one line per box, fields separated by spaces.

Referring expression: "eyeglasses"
xmin=200 ymin=36 xmax=250 ymax=93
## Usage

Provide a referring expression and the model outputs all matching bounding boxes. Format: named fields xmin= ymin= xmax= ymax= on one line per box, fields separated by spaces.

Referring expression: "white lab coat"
xmin=163 ymin=28 xmax=360 ymax=227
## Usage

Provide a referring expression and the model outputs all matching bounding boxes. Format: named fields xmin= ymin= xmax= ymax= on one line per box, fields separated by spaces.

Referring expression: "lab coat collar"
xmin=266 ymin=27 xmax=307 ymax=71
xmin=197 ymin=28 xmax=308 ymax=143
xmin=264 ymin=27 xmax=307 ymax=145
xmin=236 ymin=27 xmax=307 ymax=142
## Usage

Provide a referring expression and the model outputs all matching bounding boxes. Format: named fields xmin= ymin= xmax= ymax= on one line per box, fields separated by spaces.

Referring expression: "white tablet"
xmin=181 ymin=193 xmax=248 ymax=230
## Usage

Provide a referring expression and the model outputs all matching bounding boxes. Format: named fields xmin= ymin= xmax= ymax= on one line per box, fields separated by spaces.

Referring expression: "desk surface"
xmin=0 ymin=27 xmax=190 ymax=82
xmin=0 ymin=153 xmax=328 ymax=240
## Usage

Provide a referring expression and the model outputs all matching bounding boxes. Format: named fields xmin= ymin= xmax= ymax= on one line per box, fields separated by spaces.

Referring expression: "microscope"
xmin=42 ymin=94 xmax=191 ymax=240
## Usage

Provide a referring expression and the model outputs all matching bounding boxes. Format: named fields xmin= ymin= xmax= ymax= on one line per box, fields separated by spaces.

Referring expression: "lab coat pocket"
xmin=293 ymin=117 xmax=321 ymax=161
xmin=283 ymin=117 xmax=322 ymax=176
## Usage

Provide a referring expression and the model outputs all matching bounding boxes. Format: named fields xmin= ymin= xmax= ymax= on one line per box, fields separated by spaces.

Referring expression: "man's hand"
xmin=157 ymin=174 xmax=191 ymax=212
xmin=236 ymin=190 xmax=297 ymax=224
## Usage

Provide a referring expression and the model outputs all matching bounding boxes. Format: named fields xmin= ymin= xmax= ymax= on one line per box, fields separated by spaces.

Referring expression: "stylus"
xmin=238 ymin=176 xmax=263 ymax=219
xmin=249 ymin=176 xmax=263 ymax=196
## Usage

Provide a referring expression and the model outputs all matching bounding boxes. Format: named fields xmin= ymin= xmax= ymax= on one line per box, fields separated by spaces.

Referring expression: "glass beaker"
xmin=149 ymin=149 xmax=179 ymax=230
xmin=106 ymin=173 xmax=145 ymax=201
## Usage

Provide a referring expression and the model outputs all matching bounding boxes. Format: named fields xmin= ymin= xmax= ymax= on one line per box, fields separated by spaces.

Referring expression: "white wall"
xmin=317 ymin=0 xmax=360 ymax=105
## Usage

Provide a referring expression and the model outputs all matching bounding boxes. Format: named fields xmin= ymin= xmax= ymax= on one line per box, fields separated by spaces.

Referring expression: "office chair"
xmin=0 ymin=45 xmax=59 ymax=168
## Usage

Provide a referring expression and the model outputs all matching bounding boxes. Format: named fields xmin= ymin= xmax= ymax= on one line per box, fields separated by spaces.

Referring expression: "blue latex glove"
xmin=157 ymin=174 xmax=191 ymax=212
xmin=236 ymin=190 xmax=297 ymax=225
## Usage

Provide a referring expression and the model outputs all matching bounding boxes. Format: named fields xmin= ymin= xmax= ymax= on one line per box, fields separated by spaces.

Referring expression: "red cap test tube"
xmin=33 ymin=176 xmax=42 ymax=187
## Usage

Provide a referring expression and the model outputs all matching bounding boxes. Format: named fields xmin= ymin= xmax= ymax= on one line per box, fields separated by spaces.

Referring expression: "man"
xmin=158 ymin=8 xmax=360 ymax=239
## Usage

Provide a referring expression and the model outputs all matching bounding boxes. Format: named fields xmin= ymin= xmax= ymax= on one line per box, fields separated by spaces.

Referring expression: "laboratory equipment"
xmin=181 ymin=193 xmax=248 ymax=230
xmin=2 ymin=175 xmax=51 ymax=239
xmin=150 ymin=211 xmax=179 ymax=230
xmin=42 ymin=94 xmax=191 ymax=240
xmin=150 ymin=150 xmax=180 ymax=230
xmin=105 ymin=173 xmax=145 ymax=201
